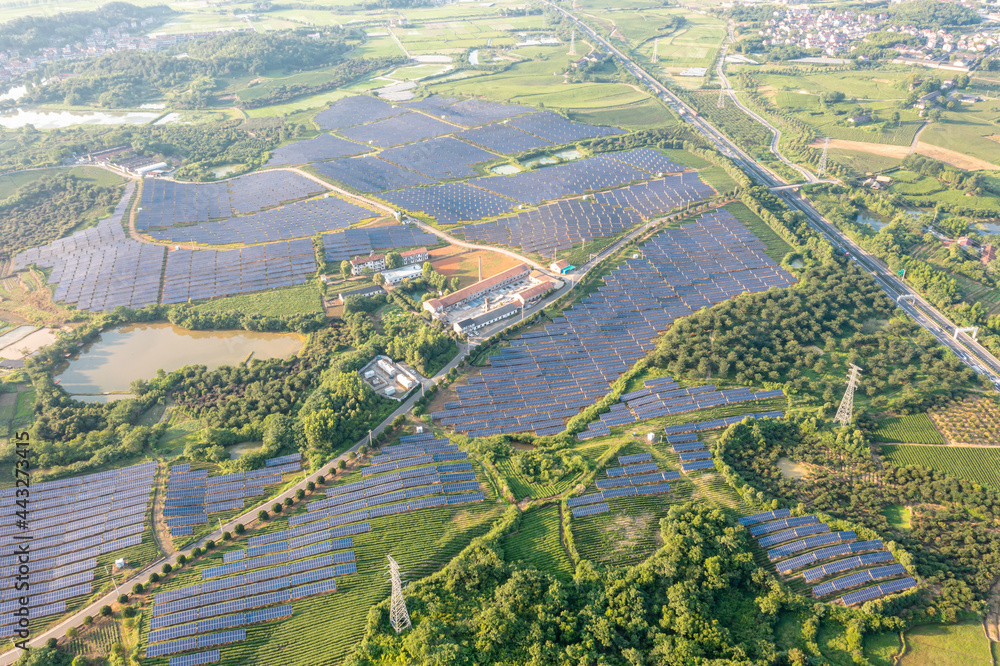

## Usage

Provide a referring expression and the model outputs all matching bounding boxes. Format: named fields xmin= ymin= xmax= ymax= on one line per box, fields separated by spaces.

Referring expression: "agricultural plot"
xmin=190 ymin=283 xmax=322 ymax=317
xmin=911 ymin=98 xmax=1000 ymax=167
xmin=928 ymin=396 xmax=1000 ymax=445
xmin=881 ymin=445 xmax=1000 ymax=492
xmin=870 ymin=414 xmax=944 ymax=444
xmin=502 ymin=504 xmax=574 ymax=581
xmin=494 ymin=457 xmax=578 ymax=500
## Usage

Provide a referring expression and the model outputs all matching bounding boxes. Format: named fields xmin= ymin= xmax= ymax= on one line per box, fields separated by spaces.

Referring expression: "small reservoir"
xmin=56 ymin=323 xmax=304 ymax=395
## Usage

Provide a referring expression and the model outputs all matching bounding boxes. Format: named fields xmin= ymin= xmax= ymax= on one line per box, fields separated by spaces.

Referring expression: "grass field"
xmin=236 ymin=67 xmax=357 ymax=102
xmin=723 ymin=201 xmax=794 ymax=263
xmin=502 ymin=503 xmax=574 ymax=581
xmin=882 ymin=504 xmax=911 ymax=530
xmin=871 ymin=414 xmax=945 ymax=444
xmin=567 ymin=98 xmax=675 ymax=130
xmin=0 ymin=166 xmax=125 ymax=200
xmin=828 ymin=147 xmax=903 ymax=175
xmin=190 ymin=283 xmax=323 ymax=316
xmin=899 ymin=621 xmax=992 ymax=666
xmin=881 ymin=445 xmax=1000 ymax=491
xmin=918 ymin=99 xmax=1000 ymax=166
xmin=699 ymin=165 xmax=737 ymax=195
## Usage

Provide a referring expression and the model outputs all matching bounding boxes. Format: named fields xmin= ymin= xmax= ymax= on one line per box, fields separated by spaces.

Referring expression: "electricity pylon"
xmin=387 ymin=555 xmax=411 ymax=633
xmin=834 ymin=364 xmax=862 ymax=427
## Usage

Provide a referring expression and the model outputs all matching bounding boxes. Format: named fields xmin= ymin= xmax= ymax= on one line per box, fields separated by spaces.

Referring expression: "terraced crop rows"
xmin=571 ymin=490 xmax=691 ymax=566
xmin=503 ymin=504 xmax=574 ymax=581
xmin=495 ymin=457 xmax=579 ymax=501
xmin=881 ymin=445 xmax=1000 ymax=491
xmin=871 ymin=414 xmax=945 ymax=444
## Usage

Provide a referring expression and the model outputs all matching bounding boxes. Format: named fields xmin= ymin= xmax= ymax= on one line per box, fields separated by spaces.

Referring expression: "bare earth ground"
xmin=810 ymin=138 xmax=999 ymax=171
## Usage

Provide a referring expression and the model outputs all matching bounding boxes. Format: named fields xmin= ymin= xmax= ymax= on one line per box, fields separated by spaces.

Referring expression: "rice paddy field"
xmin=880 ymin=445 xmax=1000 ymax=491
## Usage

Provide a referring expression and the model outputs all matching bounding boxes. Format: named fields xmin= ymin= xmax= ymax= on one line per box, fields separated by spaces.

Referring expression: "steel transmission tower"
xmin=717 ymin=86 xmax=726 ymax=109
xmin=817 ymin=137 xmax=830 ymax=177
xmin=387 ymin=555 xmax=411 ymax=633
xmin=651 ymin=38 xmax=658 ymax=63
xmin=834 ymin=364 xmax=862 ymax=427
xmin=569 ymin=29 xmax=576 ymax=56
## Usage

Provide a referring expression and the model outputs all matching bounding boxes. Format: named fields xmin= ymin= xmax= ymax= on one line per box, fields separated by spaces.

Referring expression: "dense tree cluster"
xmin=885 ymin=0 xmax=980 ymax=29
xmin=0 ymin=174 xmax=122 ymax=260
xmin=23 ymin=30 xmax=357 ymax=108
xmin=348 ymin=503 xmax=785 ymax=665
xmin=300 ymin=370 xmax=392 ymax=460
xmin=166 ymin=306 xmax=326 ymax=333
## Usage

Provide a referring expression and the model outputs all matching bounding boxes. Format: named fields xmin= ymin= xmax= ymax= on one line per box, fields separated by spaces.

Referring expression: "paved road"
xmin=544 ymin=0 xmax=1000 ymax=391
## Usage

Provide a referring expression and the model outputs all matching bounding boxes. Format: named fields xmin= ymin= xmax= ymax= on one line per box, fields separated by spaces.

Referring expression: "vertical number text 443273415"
xmin=12 ymin=430 xmax=31 ymax=649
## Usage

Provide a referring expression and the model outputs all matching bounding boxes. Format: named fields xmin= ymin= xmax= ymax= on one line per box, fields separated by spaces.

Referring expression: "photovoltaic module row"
xmin=147 ymin=195 xmax=377 ymax=246
xmin=137 ymin=171 xmax=325 ymax=230
xmin=403 ymin=96 xmax=535 ymax=127
xmin=321 ymin=225 xmax=437 ymax=262
xmin=161 ymin=239 xmax=316 ymax=304
xmin=440 ymin=211 xmax=795 ymax=438
xmin=267 ymin=133 xmax=368 ymax=166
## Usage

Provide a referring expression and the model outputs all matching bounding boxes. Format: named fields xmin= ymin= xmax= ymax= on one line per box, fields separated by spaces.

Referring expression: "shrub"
xmin=223 ymin=531 xmax=232 ymax=540
xmin=272 ymin=503 xmax=283 ymax=514
xmin=295 ymin=489 xmax=305 ymax=500
xmin=66 ymin=627 xmax=77 ymax=639
xmin=284 ymin=497 xmax=293 ymax=507
xmin=100 ymin=605 xmax=112 ymax=617
xmin=161 ymin=564 xmax=172 ymax=575
xmin=316 ymin=474 xmax=325 ymax=484
xmin=123 ymin=607 xmax=136 ymax=618
xmin=258 ymin=510 xmax=269 ymax=521
xmin=82 ymin=616 xmax=93 ymax=626
xmin=234 ymin=524 xmax=245 ymax=535
xmin=177 ymin=554 xmax=187 ymax=565
xmin=132 ymin=583 xmax=143 ymax=595
xmin=117 ymin=594 xmax=128 ymax=605
xmin=337 ymin=460 xmax=346 ymax=470
xmin=191 ymin=548 xmax=203 ymax=558
xmin=205 ymin=540 xmax=215 ymax=550
xmin=306 ymin=481 xmax=316 ymax=492
xmin=149 ymin=573 xmax=159 ymax=584
xmin=45 ymin=638 xmax=57 ymax=649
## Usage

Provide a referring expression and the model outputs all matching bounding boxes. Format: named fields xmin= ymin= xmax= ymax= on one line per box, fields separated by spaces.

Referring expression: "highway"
xmin=544 ymin=0 xmax=1000 ymax=390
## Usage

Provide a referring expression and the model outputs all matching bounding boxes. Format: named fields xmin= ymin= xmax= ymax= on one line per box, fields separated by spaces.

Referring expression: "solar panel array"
xmin=571 ymin=503 xmax=609 ymax=518
xmin=593 ymin=173 xmax=714 ymax=219
xmin=660 ymin=411 xmax=786 ymax=437
xmin=507 ymin=111 xmax=624 ymax=143
xmin=438 ymin=211 xmax=795 ymax=440
xmin=738 ymin=509 xmax=792 ymax=527
xmin=778 ymin=540 xmax=885 ymax=576
xmin=11 ymin=182 xmax=165 ymax=312
xmin=147 ymin=195 xmax=377 ymax=246
xmin=839 ymin=577 xmax=916 ymax=607
xmin=267 ymin=134 xmax=367 ymax=166
xmin=470 ymin=155 xmax=650 ymax=205
xmin=164 ymin=456 xmax=301 ymax=536
xmin=378 ymin=137 xmax=496 ymax=180
xmin=802 ymin=551 xmax=896 ymax=584
xmin=313 ymin=156 xmax=436 ymax=193
xmin=137 ymin=172 xmax=324 ymax=230
xmin=405 ymin=96 xmax=535 ymax=127
xmin=314 ymin=96 xmax=407 ymax=131
xmin=569 ymin=453 xmax=675 ymax=518
xmin=321 ymin=225 xmax=437 ymax=262
xmin=460 ymin=196 xmax=644 ymax=257
xmin=457 ymin=122 xmax=553 ymax=154
xmin=339 ymin=111 xmax=456 ymax=147
xmin=382 ymin=182 xmax=520 ymax=225
xmin=0 ymin=462 xmax=156 ymax=638
xmin=161 ymin=239 xmax=316 ymax=304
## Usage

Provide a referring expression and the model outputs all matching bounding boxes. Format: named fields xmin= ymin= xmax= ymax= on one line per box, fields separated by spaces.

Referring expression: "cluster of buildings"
xmin=79 ymin=145 xmax=169 ymax=176
xmin=888 ymin=25 xmax=1000 ymax=69
xmin=0 ymin=23 xmax=248 ymax=87
xmin=359 ymin=355 xmax=420 ymax=399
xmin=757 ymin=8 xmax=887 ymax=56
xmin=913 ymin=79 xmax=983 ymax=110
xmin=755 ymin=8 xmax=999 ymax=67
xmin=349 ymin=247 xmax=428 ymax=277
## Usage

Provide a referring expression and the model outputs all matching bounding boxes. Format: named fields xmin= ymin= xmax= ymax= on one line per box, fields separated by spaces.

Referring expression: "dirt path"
xmin=812 ymin=137 xmax=1000 ymax=171
xmin=911 ymin=122 xmax=928 ymax=151
xmin=986 ymin=577 xmax=1000 ymax=643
